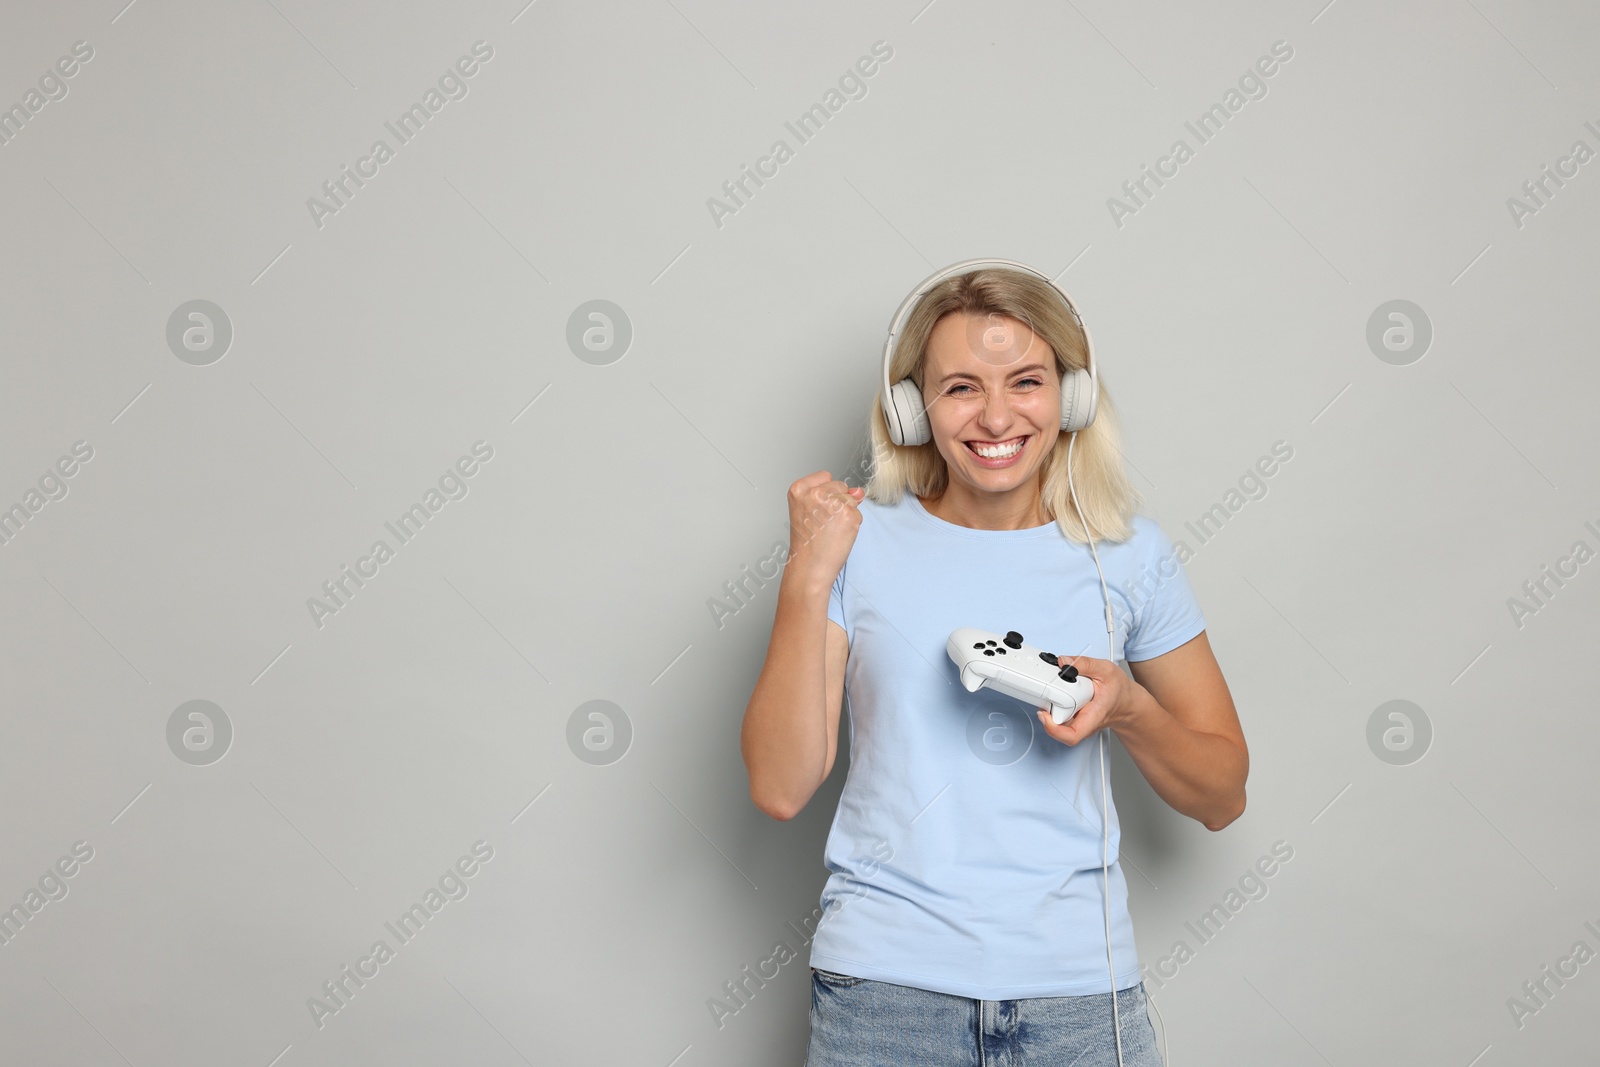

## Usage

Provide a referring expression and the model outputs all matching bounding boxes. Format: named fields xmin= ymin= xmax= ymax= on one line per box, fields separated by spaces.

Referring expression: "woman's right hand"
xmin=785 ymin=470 xmax=865 ymax=585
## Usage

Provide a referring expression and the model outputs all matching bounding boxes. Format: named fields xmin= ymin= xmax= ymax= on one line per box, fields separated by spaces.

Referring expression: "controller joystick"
xmin=946 ymin=627 xmax=1095 ymax=725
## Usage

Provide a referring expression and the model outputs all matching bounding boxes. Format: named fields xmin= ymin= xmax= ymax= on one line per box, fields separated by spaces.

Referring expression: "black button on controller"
xmin=1058 ymin=664 xmax=1079 ymax=683
xmin=1038 ymin=652 xmax=1059 ymax=666
xmin=1003 ymin=631 xmax=1023 ymax=649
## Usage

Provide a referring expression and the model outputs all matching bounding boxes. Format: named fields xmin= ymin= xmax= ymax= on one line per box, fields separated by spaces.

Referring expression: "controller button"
xmin=973 ymin=642 xmax=985 ymax=649
xmin=996 ymin=647 xmax=1006 ymax=654
xmin=1004 ymin=631 xmax=1023 ymax=649
xmin=1058 ymin=665 xmax=1079 ymax=683
xmin=986 ymin=640 xmax=997 ymax=646
xmin=1038 ymin=652 xmax=1059 ymax=666
xmin=983 ymin=649 xmax=995 ymax=656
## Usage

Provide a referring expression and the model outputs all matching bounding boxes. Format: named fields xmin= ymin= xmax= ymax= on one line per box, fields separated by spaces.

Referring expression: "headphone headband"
xmin=880 ymin=258 xmax=1098 ymax=446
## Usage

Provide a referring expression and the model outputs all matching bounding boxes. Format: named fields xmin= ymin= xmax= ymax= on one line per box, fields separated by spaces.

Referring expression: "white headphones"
xmin=880 ymin=257 xmax=1100 ymax=447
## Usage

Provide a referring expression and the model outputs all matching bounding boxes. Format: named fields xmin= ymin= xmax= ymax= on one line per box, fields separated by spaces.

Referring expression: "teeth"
xmin=971 ymin=438 xmax=1023 ymax=459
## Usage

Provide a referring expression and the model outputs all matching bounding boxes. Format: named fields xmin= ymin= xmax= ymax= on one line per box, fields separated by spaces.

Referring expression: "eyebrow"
xmin=937 ymin=362 xmax=1050 ymax=385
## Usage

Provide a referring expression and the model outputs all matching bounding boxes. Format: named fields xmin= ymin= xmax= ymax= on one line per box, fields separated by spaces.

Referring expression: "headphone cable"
xmin=1065 ymin=429 xmax=1169 ymax=1067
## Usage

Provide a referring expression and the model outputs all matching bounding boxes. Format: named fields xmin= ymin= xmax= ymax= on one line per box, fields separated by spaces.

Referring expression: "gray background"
xmin=2 ymin=0 xmax=1596 ymax=1063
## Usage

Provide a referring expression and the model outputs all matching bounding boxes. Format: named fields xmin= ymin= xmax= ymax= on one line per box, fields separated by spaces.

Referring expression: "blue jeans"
xmin=805 ymin=968 xmax=1164 ymax=1067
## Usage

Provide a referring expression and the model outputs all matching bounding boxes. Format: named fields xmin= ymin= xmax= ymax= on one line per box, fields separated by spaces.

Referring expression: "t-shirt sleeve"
xmin=1123 ymin=520 xmax=1207 ymax=662
xmin=827 ymin=563 xmax=847 ymax=632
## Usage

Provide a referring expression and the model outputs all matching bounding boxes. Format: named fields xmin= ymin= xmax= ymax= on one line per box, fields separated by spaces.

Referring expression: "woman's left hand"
xmin=1035 ymin=654 xmax=1141 ymax=746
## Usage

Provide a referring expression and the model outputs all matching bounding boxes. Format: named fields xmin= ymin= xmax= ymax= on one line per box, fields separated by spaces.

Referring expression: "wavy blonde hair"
xmin=862 ymin=267 xmax=1141 ymax=544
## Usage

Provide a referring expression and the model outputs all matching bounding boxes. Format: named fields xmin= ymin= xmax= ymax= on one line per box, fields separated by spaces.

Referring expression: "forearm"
xmin=1111 ymin=682 xmax=1247 ymax=831
xmin=740 ymin=570 xmax=831 ymax=819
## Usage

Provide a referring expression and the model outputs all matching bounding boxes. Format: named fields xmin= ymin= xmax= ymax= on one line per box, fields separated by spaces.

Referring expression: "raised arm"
xmin=740 ymin=472 xmax=862 ymax=820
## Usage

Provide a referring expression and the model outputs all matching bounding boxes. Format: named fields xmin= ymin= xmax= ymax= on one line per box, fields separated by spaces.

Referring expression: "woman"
xmin=740 ymin=263 xmax=1248 ymax=1066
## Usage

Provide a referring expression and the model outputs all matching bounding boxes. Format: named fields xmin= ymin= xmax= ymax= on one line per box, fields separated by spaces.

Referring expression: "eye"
xmin=945 ymin=383 xmax=976 ymax=396
xmin=1013 ymin=377 xmax=1043 ymax=389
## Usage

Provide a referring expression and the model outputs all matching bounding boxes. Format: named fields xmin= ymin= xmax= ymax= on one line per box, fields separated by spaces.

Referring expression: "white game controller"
xmin=947 ymin=628 xmax=1096 ymax=725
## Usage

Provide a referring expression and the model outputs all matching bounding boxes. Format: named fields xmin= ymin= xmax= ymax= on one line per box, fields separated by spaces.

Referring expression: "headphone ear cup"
xmin=886 ymin=378 xmax=931 ymax=446
xmin=1060 ymin=367 xmax=1098 ymax=433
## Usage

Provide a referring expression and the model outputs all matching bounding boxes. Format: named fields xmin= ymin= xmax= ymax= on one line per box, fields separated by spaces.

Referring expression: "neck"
xmin=920 ymin=477 xmax=1050 ymax=531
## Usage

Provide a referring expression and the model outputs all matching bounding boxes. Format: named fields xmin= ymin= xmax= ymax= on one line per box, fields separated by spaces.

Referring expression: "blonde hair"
xmin=863 ymin=267 xmax=1141 ymax=544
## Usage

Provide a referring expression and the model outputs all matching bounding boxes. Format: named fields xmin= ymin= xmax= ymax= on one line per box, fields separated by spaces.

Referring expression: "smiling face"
xmin=919 ymin=309 xmax=1063 ymax=517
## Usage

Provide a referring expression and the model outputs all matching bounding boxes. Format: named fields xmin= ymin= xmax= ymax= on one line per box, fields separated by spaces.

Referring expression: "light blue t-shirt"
xmin=809 ymin=493 xmax=1206 ymax=999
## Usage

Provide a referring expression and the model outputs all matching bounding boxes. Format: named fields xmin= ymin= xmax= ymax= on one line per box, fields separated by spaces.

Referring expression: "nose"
xmin=978 ymin=385 xmax=1014 ymax=433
